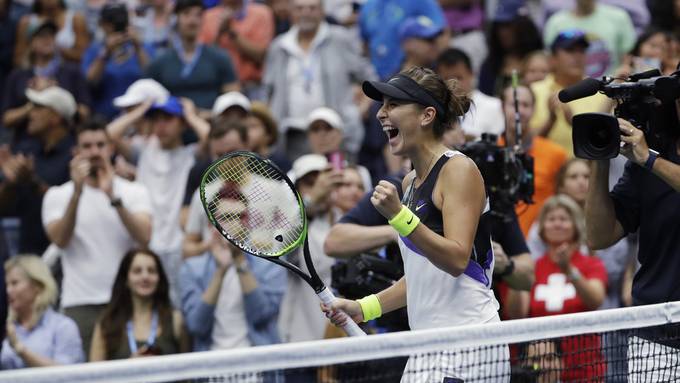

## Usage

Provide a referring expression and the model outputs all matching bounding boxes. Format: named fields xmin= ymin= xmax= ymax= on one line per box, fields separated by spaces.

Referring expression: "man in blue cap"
xmin=399 ymin=16 xmax=444 ymax=71
xmin=359 ymin=0 xmax=445 ymax=80
xmin=109 ymin=95 xmax=209 ymax=304
xmin=543 ymin=0 xmax=636 ymax=77
xmin=529 ymin=29 xmax=610 ymax=157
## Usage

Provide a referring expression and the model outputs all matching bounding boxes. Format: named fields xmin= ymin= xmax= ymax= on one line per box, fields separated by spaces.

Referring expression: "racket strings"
xmin=203 ymin=156 xmax=305 ymax=256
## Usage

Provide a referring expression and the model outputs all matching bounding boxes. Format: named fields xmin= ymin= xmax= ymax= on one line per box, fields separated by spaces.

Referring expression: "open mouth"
xmin=383 ymin=126 xmax=399 ymax=140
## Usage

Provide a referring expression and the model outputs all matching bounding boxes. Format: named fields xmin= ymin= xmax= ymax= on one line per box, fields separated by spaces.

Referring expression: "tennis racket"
xmin=199 ymin=151 xmax=366 ymax=337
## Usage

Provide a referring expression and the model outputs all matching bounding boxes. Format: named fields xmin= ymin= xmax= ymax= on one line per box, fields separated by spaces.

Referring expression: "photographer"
xmin=586 ymin=103 xmax=680 ymax=380
xmin=82 ymin=3 xmax=151 ymax=120
xmin=323 ymin=175 xmax=400 ymax=260
xmin=586 ymin=112 xmax=680 ymax=287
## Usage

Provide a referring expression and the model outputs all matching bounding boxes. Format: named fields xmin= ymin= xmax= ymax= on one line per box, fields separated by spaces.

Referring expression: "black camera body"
xmin=460 ymin=134 xmax=535 ymax=220
xmin=331 ymin=253 xmax=402 ymax=299
xmin=331 ymin=251 xmax=409 ymax=331
xmin=564 ymin=69 xmax=680 ymax=160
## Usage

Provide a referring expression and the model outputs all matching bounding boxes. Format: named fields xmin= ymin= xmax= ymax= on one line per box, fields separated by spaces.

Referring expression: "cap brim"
xmin=553 ymin=38 xmax=590 ymax=51
xmin=362 ymin=80 xmax=412 ymax=102
xmin=24 ymin=89 xmax=54 ymax=111
xmin=213 ymin=103 xmax=249 ymax=116
xmin=148 ymin=105 xmax=182 ymax=117
xmin=420 ymin=25 xmax=444 ymax=40
xmin=113 ymin=94 xmax=143 ymax=108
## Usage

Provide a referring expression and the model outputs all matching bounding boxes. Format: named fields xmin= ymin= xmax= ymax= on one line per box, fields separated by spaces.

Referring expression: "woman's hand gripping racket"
xmin=199 ymin=151 xmax=366 ymax=337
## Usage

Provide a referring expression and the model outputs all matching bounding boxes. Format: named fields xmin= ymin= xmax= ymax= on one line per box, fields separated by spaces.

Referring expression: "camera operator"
xmin=587 ymin=112 xmax=680 ymax=288
xmin=323 ymin=175 xmax=401 ymax=260
xmin=501 ymin=83 xmax=567 ymax=237
xmin=586 ymin=102 xmax=680 ymax=379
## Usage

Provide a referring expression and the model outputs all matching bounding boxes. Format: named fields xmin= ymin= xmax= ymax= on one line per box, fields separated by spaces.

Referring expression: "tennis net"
xmin=1 ymin=302 xmax=680 ymax=383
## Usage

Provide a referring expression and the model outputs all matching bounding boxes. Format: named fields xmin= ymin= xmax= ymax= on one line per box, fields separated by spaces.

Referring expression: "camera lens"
xmin=572 ymin=113 xmax=621 ymax=160
xmin=588 ymin=126 xmax=613 ymax=149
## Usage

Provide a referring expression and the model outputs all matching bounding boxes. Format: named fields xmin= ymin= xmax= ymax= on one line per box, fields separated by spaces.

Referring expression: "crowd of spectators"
xmin=0 ymin=0 xmax=679 ymax=379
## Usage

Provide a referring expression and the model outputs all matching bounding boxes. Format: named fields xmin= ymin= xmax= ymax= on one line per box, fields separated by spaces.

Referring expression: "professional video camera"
xmin=331 ymin=248 xmax=409 ymax=331
xmin=559 ymin=69 xmax=680 ymax=159
xmin=460 ymin=134 xmax=534 ymax=220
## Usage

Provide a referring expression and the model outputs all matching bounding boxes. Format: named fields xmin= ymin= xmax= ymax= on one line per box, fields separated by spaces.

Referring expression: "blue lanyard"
xmin=172 ymin=36 xmax=203 ymax=78
xmin=302 ymin=51 xmax=319 ymax=94
xmin=127 ymin=310 xmax=158 ymax=354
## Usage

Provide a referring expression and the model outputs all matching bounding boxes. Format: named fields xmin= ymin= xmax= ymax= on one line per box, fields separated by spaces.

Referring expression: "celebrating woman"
xmin=323 ymin=66 xmax=508 ymax=382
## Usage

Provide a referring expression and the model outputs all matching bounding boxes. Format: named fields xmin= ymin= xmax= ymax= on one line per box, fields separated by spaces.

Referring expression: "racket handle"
xmin=317 ymin=287 xmax=367 ymax=337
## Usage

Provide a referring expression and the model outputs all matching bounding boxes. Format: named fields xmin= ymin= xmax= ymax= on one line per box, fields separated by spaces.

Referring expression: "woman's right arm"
xmin=376 ymin=276 xmax=407 ymax=314
xmin=89 ymin=323 xmax=106 ymax=361
xmin=324 ymin=276 xmax=407 ymax=326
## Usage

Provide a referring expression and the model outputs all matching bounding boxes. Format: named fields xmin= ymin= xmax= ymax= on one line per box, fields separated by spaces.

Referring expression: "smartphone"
xmin=327 ymin=151 xmax=345 ymax=171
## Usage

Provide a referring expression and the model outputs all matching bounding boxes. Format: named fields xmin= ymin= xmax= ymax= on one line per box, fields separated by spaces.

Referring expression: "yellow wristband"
xmin=388 ymin=205 xmax=420 ymax=237
xmin=357 ymin=294 xmax=382 ymax=322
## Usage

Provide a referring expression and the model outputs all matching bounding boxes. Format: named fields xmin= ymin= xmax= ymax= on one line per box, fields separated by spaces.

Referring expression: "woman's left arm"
xmin=405 ymin=157 xmax=486 ymax=277
xmin=570 ymin=273 xmax=606 ymax=310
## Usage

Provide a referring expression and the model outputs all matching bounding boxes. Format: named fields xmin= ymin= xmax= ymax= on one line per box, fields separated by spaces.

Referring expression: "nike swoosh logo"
xmin=406 ymin=215 xmax=414 ymax=225
xmin=415 ymin=203 xmax=426 ymax=211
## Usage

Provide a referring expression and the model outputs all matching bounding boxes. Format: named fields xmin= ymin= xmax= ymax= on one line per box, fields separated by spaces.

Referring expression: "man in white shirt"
xmin=128 ymin=96 xmax=209 ymax=305
xmin=436 ymin=48 xmax=505 ymax=140
xmin=42 ymin=120 xmax=152 ymax=358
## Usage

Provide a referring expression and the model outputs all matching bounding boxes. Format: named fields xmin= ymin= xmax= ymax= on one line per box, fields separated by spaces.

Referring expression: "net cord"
xmin=2 ymin=302 xmax=680 ymax=383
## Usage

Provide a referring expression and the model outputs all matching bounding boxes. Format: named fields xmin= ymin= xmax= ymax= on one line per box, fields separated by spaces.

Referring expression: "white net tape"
xmin=2 ymin=302 xmax=680 ymax=383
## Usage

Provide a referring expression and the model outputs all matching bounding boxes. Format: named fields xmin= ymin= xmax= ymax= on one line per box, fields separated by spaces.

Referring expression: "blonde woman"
xmin=513 ymin=196 xmax=607 ymax=382
xmin=1 ymin=255 xmax=84 ymax=369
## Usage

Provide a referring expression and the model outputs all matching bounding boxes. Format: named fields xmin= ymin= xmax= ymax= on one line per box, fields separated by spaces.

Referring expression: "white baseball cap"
xmin=113 ymin=79 xmax=169 ymax=108
xmin=212 ymin=91 xmax=251 ymax=116
xmin=307 ymin=107 xmax=344 ymax=131
xmin=25 ymin=86 xmax=77 ymax=120
xmin=287 ymin=154 xmax=328 ymax=184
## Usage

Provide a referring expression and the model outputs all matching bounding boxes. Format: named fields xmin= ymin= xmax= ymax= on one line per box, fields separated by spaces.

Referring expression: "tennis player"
xmin=323 ymin=67 xmax=510 ymax=382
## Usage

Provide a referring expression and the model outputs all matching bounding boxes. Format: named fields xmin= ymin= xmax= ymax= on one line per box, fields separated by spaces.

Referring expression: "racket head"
xmin=199 ymin=151 xmax=307 ymax=257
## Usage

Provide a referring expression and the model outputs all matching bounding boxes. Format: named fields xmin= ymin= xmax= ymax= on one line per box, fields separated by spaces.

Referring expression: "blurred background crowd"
xmin=0 ymin=0 xmax=678 ymax=379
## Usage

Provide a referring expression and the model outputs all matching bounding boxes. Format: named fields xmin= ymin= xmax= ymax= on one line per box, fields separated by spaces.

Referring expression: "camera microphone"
xmin=558 ymin=78 xmax=603 ymax=103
